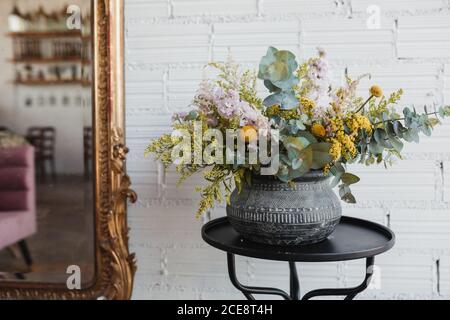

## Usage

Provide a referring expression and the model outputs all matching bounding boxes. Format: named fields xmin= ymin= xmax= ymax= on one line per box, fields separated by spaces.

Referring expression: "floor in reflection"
xmin=0 ymin=175 xmax=95 ymax=285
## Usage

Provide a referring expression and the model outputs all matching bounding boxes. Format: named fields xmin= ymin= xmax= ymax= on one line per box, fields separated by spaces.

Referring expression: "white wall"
xmin=0 ymin=0 xmax=91 ymax=175
xmin=125 ymin=0 xmax=450 ymax=300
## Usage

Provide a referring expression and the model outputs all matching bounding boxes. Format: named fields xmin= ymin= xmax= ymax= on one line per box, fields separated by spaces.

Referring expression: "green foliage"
xmin=368 ymin=89 xmax=403 ymax=121
xmin=145 ymin=45 xmax=450 ymax=217
xmin=328 ymin=162 xmax=358 ymax=203
xmin=258 ymin=47 xmax=299 ymax=109
xmin=311 ymin=143 xmax=333 ymax=169
xmin=209 ymin=59 xmax=263 ymax=108
xmin=144 ymin=134 xmax=176 ymax=167
xmin=341 ymin=172 xmax=360 ymax=185
xmin=329 ymin=103 xmax=450 ymax=203
xmin=366 ymin=105 xmax=446 ymax=164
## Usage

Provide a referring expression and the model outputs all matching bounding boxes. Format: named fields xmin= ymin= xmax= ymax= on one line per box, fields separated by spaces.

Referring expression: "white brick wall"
xmin=125 ymin=0 xmax=450 ymax=300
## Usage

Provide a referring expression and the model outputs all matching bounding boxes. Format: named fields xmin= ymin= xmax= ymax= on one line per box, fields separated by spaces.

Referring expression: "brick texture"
xmin=125 ymin=0 xmax=450 ymax=300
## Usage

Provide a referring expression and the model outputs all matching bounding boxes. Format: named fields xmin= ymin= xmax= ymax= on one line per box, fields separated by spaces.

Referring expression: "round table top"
xmin=202 ymin=216 xmax=395 ymax=262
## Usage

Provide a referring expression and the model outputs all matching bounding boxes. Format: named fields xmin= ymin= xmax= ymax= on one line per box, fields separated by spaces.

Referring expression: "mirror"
xmin=0 ymin=0 xmax=135 ymax=300
xmin=0 ymin=1 xmax=94 ymax=286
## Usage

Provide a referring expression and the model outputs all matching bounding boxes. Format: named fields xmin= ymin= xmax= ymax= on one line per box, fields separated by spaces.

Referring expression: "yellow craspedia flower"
xmin=370 ymin=85 xmax=383 ymax=98
xmin=311 ymin=123 xmax=326 ymax=138
xmin=239 ymin=125 xmax=258 ymax=143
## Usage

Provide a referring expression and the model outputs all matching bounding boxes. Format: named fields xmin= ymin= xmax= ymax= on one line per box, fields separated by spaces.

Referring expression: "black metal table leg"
xmin=227 ymin=253 xmax=291 ymax=300
xmin=301 ymin=257 xmax=375 ymax=300
xmin=227 ymin=253 xmax=374 ymax=300
xmin=289 ymin=261 xmax=300 ymax=300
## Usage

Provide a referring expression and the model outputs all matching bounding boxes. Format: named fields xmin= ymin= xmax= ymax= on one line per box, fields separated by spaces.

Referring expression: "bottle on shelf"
xmin=8 ymin=5 xmax=27 ymax=32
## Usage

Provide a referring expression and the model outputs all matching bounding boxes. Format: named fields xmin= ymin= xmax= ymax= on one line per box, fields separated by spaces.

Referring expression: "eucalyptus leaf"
xmin=259 ymin=47 xmax=299 ymax=109
xmin=258 ymin=47 xmax=297 ymax=83
xmin=403 ymin=107 xmax=413 ymax=127
xmin=342 ymin=192 xmax=356 ymax=204
xmin=283 ymin=136 xmax=310 ymax=151
xmin=288 ymin=146 xmax=313 ymax=180
xmin=258 ymin=47 xmax=278 ymax=79
xmin=341 ymin=173 xmax=360 ymax=185
xmin=359 ymin=150 xmax=367 ymax=164
xmin=393 ymin=120 xmax=406 ymax=138
xmin=297 ymin=131 xmax=318 ymax=144
xmin=388 ymin=136 xmax=404 ymax=152
xmin=287 ymin=149 xmax=298 ymax=161
xmin=263 ymin=93 xmax=282 ymax=106
xmin=339 ymin=184 xmax=351 ymax=198
xmin=403 ymin=127 xmax=420 ymax=143
xmin=300 ymin=114 xmax=309 ymax=123
xmin=358 ymin=137 xmax=368 ymax=163
xmin=272 ymin=74 xmax=300 ymax=91
xmin=333 ymin=161 xmax=345 ymax=174
xmin=330 ymin=173 xmax=342 ymax=188
xmin=373 ymin=128 xmax=392 ymax=149
xmin=295 ymin=120 xmax=306 ymax=131
xmin=277 ymin=165 xmax=290 ymax=182
xmin=280 ymin=154 xmax=291 ymax=165
xmin=292 ymin=158 xmax=303 ymax=170
xmin=298 ymin=145 xmax=313 ymax=168
xmin=264 ymin=80 xmax=281 ymax=93
xmin=285 ymin=120 xmax=305 ymax=134
xmin=338 ymin=184 xmax=356 ymax=203
xmin=369 ymin=139 xmax=384 ymax=156
xmin=329 ymin=164 xmax=344 ymax=188
xmin=421 ymin=123 xmax=432 ymax=137
xmin=279 ymin=91 xmax=300 ymax=109
xmin=311 ymin=142 xmax=333 ymax=170
xmin=385 ymin=121 xmax=404 ymax=152
xmin=385 ymin=121 xmax=395 ymax=136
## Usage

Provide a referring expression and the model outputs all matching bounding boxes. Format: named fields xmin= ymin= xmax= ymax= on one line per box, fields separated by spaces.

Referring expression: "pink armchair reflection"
xmin=0 ymin=145 xmax=36 ymax=278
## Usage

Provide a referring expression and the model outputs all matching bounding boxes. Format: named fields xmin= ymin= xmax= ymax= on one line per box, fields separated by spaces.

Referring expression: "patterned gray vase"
xmin=226 ymin=171 xmax=342 ymax=246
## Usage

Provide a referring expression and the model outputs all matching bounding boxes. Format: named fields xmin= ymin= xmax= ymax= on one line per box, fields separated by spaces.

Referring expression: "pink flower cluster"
xmin=194 ymin=81 xmax=270 ymax=132
xmin=304 ymin=48 xmax=332 ymax=118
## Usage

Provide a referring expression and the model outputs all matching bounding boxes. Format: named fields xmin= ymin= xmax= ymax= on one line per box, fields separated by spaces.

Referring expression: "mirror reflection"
xmin=0 ymin=0 xmax=94 ymax=287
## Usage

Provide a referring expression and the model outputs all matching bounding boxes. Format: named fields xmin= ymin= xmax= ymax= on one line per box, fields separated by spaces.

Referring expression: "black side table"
xmin=201 ymin=216 xmax=395 ymax=300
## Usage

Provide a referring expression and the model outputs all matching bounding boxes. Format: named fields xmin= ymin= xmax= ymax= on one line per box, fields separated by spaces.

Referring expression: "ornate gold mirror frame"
xmin=0 ymin=0 xmax=137 ymax=300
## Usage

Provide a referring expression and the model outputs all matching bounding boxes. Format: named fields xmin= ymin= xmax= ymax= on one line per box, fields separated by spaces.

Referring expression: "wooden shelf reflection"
xmin=13 ymin=79 xmax=91 ymax=87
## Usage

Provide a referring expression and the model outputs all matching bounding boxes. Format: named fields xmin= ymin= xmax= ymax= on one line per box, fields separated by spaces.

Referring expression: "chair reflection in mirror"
xmin=0 ymin=145 xmax=36 ymax=279
xmin=26 ymin=127 xmax=56 ymax=182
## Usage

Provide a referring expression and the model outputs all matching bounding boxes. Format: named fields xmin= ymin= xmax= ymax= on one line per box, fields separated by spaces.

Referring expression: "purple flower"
xmin=214 ymin=88 xmax=240 ymax=119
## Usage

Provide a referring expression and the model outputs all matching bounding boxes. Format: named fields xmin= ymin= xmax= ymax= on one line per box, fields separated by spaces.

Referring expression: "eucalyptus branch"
xmin=373 ymin=111 xmax=439 ymax=126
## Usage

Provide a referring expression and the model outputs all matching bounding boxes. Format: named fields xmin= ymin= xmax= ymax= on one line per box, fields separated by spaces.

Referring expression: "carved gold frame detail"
xmin=0 ymin=0 xmax=137 ymax=300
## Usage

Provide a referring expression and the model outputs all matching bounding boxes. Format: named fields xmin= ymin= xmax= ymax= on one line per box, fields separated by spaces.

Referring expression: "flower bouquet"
xmin=146 ymin=47 xmax=450 ymax=245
